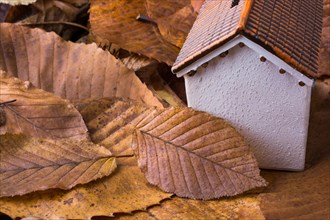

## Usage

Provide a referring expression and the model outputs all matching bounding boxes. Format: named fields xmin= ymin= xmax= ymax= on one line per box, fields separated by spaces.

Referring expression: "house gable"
xmin=172 ymin=0 xmax=323 ymax=79
xmin=184 ymin=44 xmax=312 ymax=170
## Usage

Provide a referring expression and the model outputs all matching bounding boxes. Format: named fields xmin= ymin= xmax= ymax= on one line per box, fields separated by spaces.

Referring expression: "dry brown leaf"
xmin=0 ymin=71 xmax=88 ymax=140
xmin=4 ymin=0 xmax=88 ymax=40
xmin=0 ymin=0 xmax=36 ymax=5
xmin=132 ymin=107 xmax=267 ymax=200
xmin=318 ymin=0 xmax=330 ymax=77
xmin=157 ymin=5 xmax=197 ymax=48
xmin=0 ymin=158 xmax=171 ymax=219
xmin=0 ymin=133 xmax=116 ymax=197
xmin=0 ymin=23 xmax=163 ymax=108
xmin=89 ymin=0 xmax=197 ymax=65
xmin=259 ymin=147 xmax=330 ymax=219
xmin=75 ymin=98 xmax=156 ymax=157
xmin=117 ymin=196 xmax=265 ymax=220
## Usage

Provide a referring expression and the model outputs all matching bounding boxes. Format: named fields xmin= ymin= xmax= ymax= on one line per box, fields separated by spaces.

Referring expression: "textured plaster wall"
xmin=185 ymin=45 xmax=312 ymax=170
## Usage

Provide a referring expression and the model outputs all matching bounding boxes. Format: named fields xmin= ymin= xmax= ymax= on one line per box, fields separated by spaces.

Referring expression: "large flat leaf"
xmin=0 ymin=133 xmax=116 ymax=197
xmin=75 ymin=98 xmax=156 ymax=157
xmin=0 ymin=158 xmax=171 ymax=219
xmin=0 ymin=23 xmax=163 ymax=108
xmin=89 ymin=0 xmax=198 ymax=65
xmin=0 ymin=71 xmax=88 ymax=140
xmin=117 ymin=196 xmax=265 ymax=220
xmin=132 ymin=107 xmax=267 ymax=200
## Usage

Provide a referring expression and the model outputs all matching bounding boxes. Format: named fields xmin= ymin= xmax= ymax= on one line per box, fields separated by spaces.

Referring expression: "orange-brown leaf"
xmin=89 ymin=0 xmax=197 ymax=65
xmin=132 ymin=107 xmax=267 ymax=200
xmin=0 ymin=71 xmax=88 ymax=140
xmin=117 ymin=196 xmax=265 ymax=220
xmin=0 ymin=23 xmax=163 ymax=108
xmin=0 ymin=134 xmax=116 ymax=197
xmin=0 ymin=158 xmax=171 ymax=219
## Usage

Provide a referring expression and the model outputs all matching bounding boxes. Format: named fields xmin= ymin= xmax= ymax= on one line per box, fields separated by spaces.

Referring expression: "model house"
xmin=172 ymin=0 xmax=323 ymax=170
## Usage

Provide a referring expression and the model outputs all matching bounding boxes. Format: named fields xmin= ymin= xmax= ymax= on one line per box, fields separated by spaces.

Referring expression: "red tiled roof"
xmin=172 ymin=0 xmax=323 ymax=79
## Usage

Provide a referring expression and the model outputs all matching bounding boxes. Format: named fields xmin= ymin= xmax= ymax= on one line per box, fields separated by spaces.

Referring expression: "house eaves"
xmin=172 ymin=0 xmax=323 ymax=79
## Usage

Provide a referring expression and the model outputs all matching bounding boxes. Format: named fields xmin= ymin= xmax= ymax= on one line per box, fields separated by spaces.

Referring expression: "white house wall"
xmin=184 ymin=44 xmax=312 ymax=170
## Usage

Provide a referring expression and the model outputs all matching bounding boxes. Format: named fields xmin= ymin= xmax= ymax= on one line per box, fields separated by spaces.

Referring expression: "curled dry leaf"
xmin=132 ymin=107 xmax=267 ymax=200
xmin=75 ymin=98 xmax=156 ymax=157
xmin=0 ymin=23 xmax=163 ymax=108
xmin=0 ymin=134 xmax=116 ymax=197
xmin=0 ymin=0 xmax=36 ymax=5
xmin=0 ymin=158 xmax=171 ymax=219
xmin=0 ymin=71 xmax=88 ymax=140
xmin=89 ymin=0 xmax=198 ymax=65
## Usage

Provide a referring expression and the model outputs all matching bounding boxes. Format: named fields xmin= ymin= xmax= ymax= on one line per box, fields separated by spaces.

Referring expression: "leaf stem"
xmin=20 ymin=21 xmax=89 ymax=32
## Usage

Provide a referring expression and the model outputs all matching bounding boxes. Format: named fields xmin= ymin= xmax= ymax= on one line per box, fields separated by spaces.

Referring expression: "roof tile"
xmin=173 ymin=0 xmax=323 ymax=78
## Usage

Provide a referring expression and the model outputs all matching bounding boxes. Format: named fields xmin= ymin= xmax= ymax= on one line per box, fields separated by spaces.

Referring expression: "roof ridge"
xmin=238 ymin=0 xmax=254 ymax=31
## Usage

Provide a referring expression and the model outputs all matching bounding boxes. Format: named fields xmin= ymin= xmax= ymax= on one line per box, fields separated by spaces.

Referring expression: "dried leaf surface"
xmin=117 ymin=196 xmax=265 ymax=220
xmin=0 ymin=0 xmax=36 ymax=5
xmin=75 ymin=98 xmax=156 ymax=157
xmin=0 ymin=158 xmax=171 ymax=219
xmin=0 ymin=134 xmax=116 ymax=197
xmin=0 ymin=23 xmax=163 ymax=108
xmin=259 ymin=147 xmax=330 ymax=219
xmin=318 ymin=0 xmax=330 ymax=77
xmin=0 ymin=71 xmax=88 ymax=140
xmin=132 ymin=107 xmax=267 ymax=200
xmin=89 ymin=0 xmax=197 ymax=65
xmin=4 ymin=0 xmax=88 ymax=40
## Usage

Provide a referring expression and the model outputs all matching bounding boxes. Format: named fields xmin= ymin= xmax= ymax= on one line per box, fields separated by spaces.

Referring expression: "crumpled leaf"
xmin=0 ymin=133 xmax=116 ymax=197
xmin=0 ymin=0 xmax=36 ymax=6
xmin=0 ymin=23 xmax=163 ymax=108
xmin=89 ymin=0 xmax=198 ymax=65
xmin=117 ymin=196 xmax=265 ymax=220
xmin=0 ymin=158 xmax=171 ymax=219
xmin=132 ymin=107 xmax=267 ymax=200
xmin=75 ymin=98 xmax=156 ymax=157
xmin=0 ymin=71 xmax=88 ymax=140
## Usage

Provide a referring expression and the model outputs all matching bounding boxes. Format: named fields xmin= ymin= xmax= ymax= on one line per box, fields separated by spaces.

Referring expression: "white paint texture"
xmin=185 ymin=44 xmax=312 ymax=170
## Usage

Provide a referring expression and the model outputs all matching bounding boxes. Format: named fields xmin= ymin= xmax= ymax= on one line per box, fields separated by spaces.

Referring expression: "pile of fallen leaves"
xmin=0 ymin=0 xmax=329 ymax=219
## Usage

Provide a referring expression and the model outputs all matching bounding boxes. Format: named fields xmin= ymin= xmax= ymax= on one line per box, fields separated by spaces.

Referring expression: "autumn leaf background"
xmin=0 ymin=0 xmax=329 ymax=219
